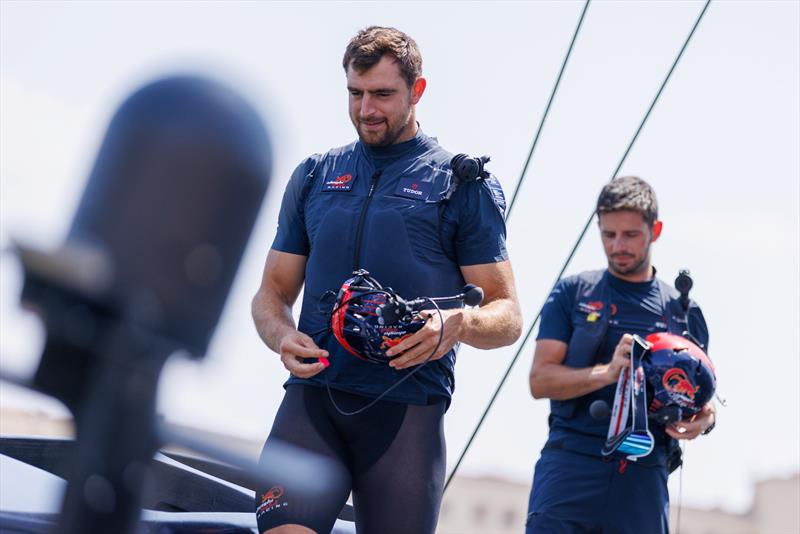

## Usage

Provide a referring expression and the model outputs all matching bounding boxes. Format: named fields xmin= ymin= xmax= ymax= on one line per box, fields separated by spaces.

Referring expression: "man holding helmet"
xmin=251 ymin=26 xmax=522 ymax=534
xmin=527 ymin=176 xmax=716 ymax=533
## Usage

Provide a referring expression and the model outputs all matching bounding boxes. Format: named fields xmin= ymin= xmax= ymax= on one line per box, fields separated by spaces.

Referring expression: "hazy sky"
xmin=1 ymin=0 xmax=798 ymax=515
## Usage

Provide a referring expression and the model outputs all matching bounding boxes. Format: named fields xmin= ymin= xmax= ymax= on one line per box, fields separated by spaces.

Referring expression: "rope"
xmin=505 ymin=0 xmax=591 ymax=222
xmin=444 ymin=0 xmax=713 ymax=491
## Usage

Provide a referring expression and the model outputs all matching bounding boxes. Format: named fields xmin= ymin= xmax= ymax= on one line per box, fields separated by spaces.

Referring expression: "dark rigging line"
xmin=444 ymin=0 xmax=713 ymax=492
xmin=505 ymin=0 xmax=591 ymax=222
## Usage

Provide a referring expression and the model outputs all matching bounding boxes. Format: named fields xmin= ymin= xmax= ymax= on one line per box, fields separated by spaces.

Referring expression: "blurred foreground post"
xmin=15 ymin=76 xmax=272 ymax=534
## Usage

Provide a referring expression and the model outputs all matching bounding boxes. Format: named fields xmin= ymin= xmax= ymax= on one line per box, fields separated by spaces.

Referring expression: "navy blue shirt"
xmin=536 ymin=269 xmax=709 ymax=464
xmin=272 ymin=130 xmax=508 ymax=404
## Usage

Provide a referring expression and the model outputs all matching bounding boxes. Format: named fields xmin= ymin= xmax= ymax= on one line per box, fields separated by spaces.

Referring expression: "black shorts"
xmin=255 ymin=384 xmax=447 ymax=534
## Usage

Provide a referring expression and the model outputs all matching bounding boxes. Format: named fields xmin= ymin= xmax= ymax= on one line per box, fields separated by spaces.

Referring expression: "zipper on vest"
xmin=353 ymin=170 xmax=382 ymax=270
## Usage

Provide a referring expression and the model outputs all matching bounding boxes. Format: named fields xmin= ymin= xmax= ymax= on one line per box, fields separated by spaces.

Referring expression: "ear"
xmin=410 ymin=78 xmax=426 ymax=104
xmin=651 ymin=220 xmax=663 ymax=242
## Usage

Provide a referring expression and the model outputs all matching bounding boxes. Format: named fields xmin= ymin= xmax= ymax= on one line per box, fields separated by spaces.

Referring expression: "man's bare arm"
xmin=386 ymin=260 xmax=523 ymax=369
xmin=251 ymin=249 xmax=327 ymax=378
xmin=455 ymin=260 xmax=523 ymax=349
xmin=529 ymin=335 xmax=633 ymax=400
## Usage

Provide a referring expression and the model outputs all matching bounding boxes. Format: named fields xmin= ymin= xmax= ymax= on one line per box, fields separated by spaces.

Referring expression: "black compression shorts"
xmin=255 ymin=384 xmax=447 ymax=534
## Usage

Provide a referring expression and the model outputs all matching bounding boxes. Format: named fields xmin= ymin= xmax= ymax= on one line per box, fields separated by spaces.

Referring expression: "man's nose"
xmin=360 ymin=94 xmax=375 ymax=117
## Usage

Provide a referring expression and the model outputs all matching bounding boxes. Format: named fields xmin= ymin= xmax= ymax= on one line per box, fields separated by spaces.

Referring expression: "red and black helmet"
xmin=330 ymin=271 xmax=425 ymax=365
xmin=644 ymin=332 xmax=716 ymax=422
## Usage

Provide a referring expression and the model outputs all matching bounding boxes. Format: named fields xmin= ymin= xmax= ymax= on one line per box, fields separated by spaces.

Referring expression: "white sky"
xmin=1 ymin=0 xmax=798 ymax=515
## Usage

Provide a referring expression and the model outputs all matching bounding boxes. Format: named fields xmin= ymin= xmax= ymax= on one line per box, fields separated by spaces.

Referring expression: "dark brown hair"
xmin=342 ymin=26 xmax=422 ymax=87
xmin=596 ymin=176 xmax=659 ymax=227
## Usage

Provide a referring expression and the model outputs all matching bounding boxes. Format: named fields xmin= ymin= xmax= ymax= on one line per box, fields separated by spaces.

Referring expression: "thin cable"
xmin=326 ymin=299 xmax=444 ymax=416
xmin=676 ymin=442 xmax=686 ymax=534
xmin=505 ymin=0 xmax=591 ymax=222
xmin=444 ymin=0 xmax=712 ymax=491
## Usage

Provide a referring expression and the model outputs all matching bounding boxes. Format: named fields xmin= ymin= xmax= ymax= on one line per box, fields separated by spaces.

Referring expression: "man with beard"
xmin=525 ymin=176 xmax=716 ymax=533
xmin=251 ymin=26 xmax=522 ymax=534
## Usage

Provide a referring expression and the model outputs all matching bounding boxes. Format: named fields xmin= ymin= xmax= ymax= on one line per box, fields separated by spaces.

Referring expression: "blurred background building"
xmin=438 ymin=471 xmax=800 ymax=534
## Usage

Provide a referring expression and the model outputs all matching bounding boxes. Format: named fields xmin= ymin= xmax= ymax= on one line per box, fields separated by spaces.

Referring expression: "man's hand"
xmin=278 ymin=330 xmax=329 ymax=378
xmin=597 ymin=333 xmax=633 ymax=386
xmin=384 ymin=309 xmax=464 ymax=370
xmin=666 ymin=402 xmax=716 ymax=440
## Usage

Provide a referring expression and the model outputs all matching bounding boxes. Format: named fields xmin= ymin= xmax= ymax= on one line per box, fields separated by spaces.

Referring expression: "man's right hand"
xmin=278 ymin=331 xmax=329 ymax=378
xmin=602 ymin=333 xmax=633 ymax=385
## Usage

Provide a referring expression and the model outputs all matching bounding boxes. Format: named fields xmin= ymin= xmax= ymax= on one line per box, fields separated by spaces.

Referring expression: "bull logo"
xmin=662 ymin=368 xmax=699 ymax=401
xmin=261 ymin=486 xmax=284 ymax=504
xmin=335 ymin=174 xmax=352 ymax=183
xmin=257 ymin=485 xmax=287 ymax=516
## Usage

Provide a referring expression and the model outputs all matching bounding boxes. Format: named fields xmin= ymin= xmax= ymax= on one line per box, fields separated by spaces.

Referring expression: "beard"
xmin=608 ymin=250 xmax=650 ymax=277
xmin=353 ymin=107 xmax=413 ymax=147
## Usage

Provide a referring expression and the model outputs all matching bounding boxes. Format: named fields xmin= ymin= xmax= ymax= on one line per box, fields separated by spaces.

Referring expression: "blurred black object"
xmin=14 ymin=76 xmax=271 ymax=534
xmin=675 ymin=269 xmax=693 ymax=312
xmin=450 ymin=153 xmax=491 ymax=182
xmin=589 ymin=399 xmax=610 ymax=421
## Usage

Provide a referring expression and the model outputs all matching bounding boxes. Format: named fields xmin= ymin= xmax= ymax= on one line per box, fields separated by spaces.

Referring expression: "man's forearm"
xmin=459 ymin=297 xmax=522 ymax=349
xmin=530 ymin=362 xmax=612 ymax=401
xmin=251 ymin=287 xmax=298 ymax=354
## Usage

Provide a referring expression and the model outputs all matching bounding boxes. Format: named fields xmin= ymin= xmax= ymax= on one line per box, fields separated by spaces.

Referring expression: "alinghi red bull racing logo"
xmin=380 ymin=331 xmax=413 ymax=351
xmin=663 ymin=368 xmax=699 ymax=403
xmin=323 ymin=173 xmax=355 ymax=191
xmin=257 ymin=486 xmax=288 ymax=518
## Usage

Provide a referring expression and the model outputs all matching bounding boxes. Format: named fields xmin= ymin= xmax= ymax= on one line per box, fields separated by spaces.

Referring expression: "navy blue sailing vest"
xmin=550 ymin=270 xmax=700 ymax=419
xmin=274 ymin=133 xmax=508 ymax=403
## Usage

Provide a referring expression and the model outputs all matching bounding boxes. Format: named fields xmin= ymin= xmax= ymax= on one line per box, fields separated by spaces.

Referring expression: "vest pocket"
xmin=564 ymin=320 xmax=607 ymax=369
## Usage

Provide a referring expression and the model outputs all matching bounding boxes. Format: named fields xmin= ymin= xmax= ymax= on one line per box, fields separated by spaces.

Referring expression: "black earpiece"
xmin=675 ymin=269 xmax=693 ymax=312
xmin=451 ymin=154 xmax=491 ymax=182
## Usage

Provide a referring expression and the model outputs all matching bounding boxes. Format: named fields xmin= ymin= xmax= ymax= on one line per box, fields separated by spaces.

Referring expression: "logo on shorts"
xmin=257 ymin=486 xmax=288 ymax=518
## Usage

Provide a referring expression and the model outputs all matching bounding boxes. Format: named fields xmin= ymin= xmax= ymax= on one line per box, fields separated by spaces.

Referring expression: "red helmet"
xmin=644 ymin=332 xmax=716 ymax=422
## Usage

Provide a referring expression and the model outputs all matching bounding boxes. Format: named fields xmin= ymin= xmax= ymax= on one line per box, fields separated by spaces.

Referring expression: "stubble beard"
xmin=355 ymin=107 xmax=414 ymax=147
xmin=608 ymin=248 xmax=651 ymax=278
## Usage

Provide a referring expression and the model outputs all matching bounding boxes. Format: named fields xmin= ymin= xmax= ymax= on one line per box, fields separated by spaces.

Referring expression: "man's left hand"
xmin=385 ymin=309 xmax=464 ymax=369
xmin=666 ymin=402 xmax=716 ymax=440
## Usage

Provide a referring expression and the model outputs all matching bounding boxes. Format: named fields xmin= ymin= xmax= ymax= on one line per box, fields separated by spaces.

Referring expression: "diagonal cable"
xmin=445 ymin=0 xmax=712 ymax=492
xmin=505 ymin=0 xmax=591 ymax=222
